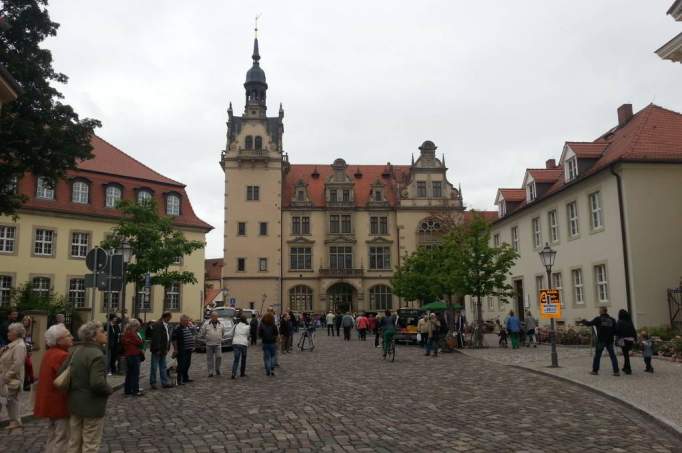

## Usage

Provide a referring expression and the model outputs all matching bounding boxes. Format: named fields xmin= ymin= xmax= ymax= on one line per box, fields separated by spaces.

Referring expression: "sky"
xmin=43 ymin=0 xmax=682 ymax=259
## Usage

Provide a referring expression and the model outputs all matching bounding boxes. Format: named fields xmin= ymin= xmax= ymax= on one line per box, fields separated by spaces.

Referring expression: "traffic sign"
xmin=229 ymin=298 xmax=236 ymax=307
xmin=102 ymin=254 xmax=124 ymax=277
xmin=85 ymin=274 xmax=123 ymax=291
xmin=86 ymin=247 xmax=108 ymax=272
xmin=538 ymin=288 xmax=561 ymax=319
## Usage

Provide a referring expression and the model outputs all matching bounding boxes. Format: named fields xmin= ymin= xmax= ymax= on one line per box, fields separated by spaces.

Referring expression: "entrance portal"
xmin=514 ymin=279 xmax=525 ymax=322
xmin=327 ymin=283 xmax=355 ymax=313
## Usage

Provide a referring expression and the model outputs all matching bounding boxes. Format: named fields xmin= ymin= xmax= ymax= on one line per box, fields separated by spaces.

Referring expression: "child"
xmin=640 ymin=331 xmax=654 ymax=373
xmin=496 ymin=319 xmax=508 ymax=348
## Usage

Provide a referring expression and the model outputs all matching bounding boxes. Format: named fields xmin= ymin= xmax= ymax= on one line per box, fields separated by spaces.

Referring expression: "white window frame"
xmin=527 ymin=182 xmax=537 ymax=202
xmin=369 ymin=246 xmax=391 ymax=270
xmin=493 ymin=233 xmax=500 ymax=248
xmin=548 ymin=209 xmax=559 ymax=243
xmin=290 ymin=247 xmax=312 ymax=270
xmin=566 ymin=157 xmax=578 ymax=182
xmin=36 ymin=177 xmax=55 ymax=200
xmin=511 ymin=226 xmax=519 ymax=252
xmin=164 ymin=282 xmax=181 ymax=311
xmin=31 ymin=276 xmax=51 ymax=298
xmin=68 ymin=278 xmax=86 ymax=308
xmin=70 ymin=232 xmax=89 ymax=258
xmin=105 ymin=185 xmax=122 ymax=208
xmin=416 ymin=181 xmax=427 ymax=198
xmin=258 ymin=257 xmax=268 ymax=272
xmin=369 ymin=285 xmax=393 ymax=311
xmin=34 ymin=229 xmax=54 ymax=256
xmin=551 ymin=272 xmax=564 ymax=307
xmin=567 ymin=201 xmax=579 ymax=238
xmin=246 ymin=185 xmax=260 ymax=201
xmin=166 ymin=194 xmax=180 ymax=216
xmin=535 ymin=275 xmax=544 ymax=305
xmin=589 ymin=191 xmax=603 ymax=230
xmin=499 ymin=201 xmax=506 ymax=217
xmin=595 ymin=264 xmax=609 ymax=304
xmin=137 ymin=190 xmax=152 ymax=204
xmin=72 ymin=181 xmax=89 ymax=204
xmin=531 ymin=217 xmax=542 ymax=249
xmin=0 ymin=275 xmax=12 ymax=306
xmin=0 ymin=225 xmax=16 ymax=253
xmin=432 ymin=181 xmax=442 ymax=198
xmin=572 ymin=268 xmax=584 ymax=304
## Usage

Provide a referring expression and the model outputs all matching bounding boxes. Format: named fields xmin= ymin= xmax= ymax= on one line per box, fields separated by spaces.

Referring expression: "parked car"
xmin=235 ymin=308 xmax=257 ymax=323
xmin=395 ymin=308 xmax=424 ymax=344
xmin=194 ymin=307 xmax=236 ymax=352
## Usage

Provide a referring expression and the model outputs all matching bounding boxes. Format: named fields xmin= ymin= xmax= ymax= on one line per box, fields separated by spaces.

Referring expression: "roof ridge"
xmin=625 ymin=103 xmax=657 ymax=160
xmin=91 ymin=135 xmax=185 ymax=187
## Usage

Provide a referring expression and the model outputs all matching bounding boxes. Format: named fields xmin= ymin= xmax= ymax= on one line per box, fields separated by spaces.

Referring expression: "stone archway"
xmin=327 ymin=282 xmax=356 ymax=313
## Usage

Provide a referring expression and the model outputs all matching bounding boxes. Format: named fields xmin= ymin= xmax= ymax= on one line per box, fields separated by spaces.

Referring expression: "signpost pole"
xmin=90 ymin=249 xmax=98 ymax=321
xmin=547 ymin=268 xmax=559 ymax=368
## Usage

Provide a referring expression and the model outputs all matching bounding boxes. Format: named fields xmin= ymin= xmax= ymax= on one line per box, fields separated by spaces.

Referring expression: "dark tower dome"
xmin=244 ymin=36 xmax=268 ymax=110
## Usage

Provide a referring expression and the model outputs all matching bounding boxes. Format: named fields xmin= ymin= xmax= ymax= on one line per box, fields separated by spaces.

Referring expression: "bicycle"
xmin=383 ymin=332 xmax=396 ymax=362
xmin=297 ymin=327 xmax=315 ymax=351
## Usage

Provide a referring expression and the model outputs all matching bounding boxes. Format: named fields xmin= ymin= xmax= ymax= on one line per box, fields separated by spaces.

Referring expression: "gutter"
xmin=609 ymin=164 xmax=633 ymax=315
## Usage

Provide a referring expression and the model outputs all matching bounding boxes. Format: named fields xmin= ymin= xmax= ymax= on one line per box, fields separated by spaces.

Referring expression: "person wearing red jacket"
xmin=356 ymin=313 xmax=369 ymax=341
xmin=34 ymin=323 xmax=73 ymax=453
xmin=121 ymin=319 xmax=144 ymax=396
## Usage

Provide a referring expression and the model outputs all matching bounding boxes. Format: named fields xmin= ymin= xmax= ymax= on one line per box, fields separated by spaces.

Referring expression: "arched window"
xmin=245 ymin=136 xmax=253 ymax=150
xmin=137 ymin=190 xmax=152 ymax=205
xmin=255 ymin=136 xmax=263 ymax=150
xmin=105 ymin=185 xmax=122 ymax=208
xmin=369 ymin=285 xmax=392 ymax=311
xmin=289 ymin=285 xmax=313 ymax=312
xmin=417 ymin=217 xmax=443 ymax=248
xmin=72 ymin=181 xmax=89 ymax=204
xmin=166 ymin=194 xmax=180 ymax=216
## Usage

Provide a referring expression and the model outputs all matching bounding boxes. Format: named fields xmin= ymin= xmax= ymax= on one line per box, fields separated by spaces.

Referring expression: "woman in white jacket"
xmin=231 ymin=315 xmax=251 ymax=379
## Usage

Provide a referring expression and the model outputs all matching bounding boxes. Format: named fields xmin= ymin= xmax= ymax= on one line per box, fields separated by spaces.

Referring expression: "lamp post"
xmin=221 ymin=287 xmax=228 ymax=308
xmin=539 ymin=243 xmax=559 ymax=368
xmin=119 ymin=239 xmax=133 ymax=319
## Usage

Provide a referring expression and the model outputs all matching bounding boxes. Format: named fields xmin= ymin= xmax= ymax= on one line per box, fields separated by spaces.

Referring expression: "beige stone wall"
xmin=620 ymin=163 xmax=682 ymax=328
xmin=0 ymin=211 xmax=206 ymax=323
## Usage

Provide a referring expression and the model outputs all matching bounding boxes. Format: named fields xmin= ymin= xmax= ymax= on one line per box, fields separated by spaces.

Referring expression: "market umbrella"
xmin=421 ymin=301 xmax=464 ymax=312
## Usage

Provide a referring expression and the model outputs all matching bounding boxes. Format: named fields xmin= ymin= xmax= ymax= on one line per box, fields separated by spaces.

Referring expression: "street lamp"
xmin=119 ymin=238 xmax=133 ymax=319
xmin=538 ymin=242 xmax=559 ymax=368
xmin=221 ymin=287 xmax=228 ymax=307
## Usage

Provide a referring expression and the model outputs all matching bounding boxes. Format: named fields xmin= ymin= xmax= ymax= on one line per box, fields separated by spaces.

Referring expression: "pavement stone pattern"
xmin=4 ymin=333 xmax=682 ymax=452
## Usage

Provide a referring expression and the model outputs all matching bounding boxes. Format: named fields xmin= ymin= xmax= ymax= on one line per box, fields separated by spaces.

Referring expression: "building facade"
xmin=0 ymin=136 xmax=212 ymax=322
xmin=656 ymin=0 xmax=682 ymax=63
xmin=479 ymin=104 xmax=682 ymax=329
xmin=221 ymin=37 xmax=465 ymax=313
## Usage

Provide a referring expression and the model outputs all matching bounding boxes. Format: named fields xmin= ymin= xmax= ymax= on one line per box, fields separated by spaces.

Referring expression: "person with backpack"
xmin=258 ymin=313 xmax=279 ymax=376
xmin=578 ymin=307 xmax=620 ymax=376
xmin=341 ymin=312 xmax=355 ymax=341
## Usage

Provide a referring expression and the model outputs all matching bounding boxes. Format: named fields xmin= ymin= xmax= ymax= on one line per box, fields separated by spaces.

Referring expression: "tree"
xmin=0 ymin=1 xmax=101 ymax=216
xmin=101 ymin=200 xmax=205 ymax=311
xmin=391 ymin=247 xmax=441 ymax=306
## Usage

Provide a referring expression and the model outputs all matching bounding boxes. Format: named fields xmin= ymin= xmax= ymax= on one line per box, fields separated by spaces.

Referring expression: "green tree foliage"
xmin=101 ymin=200 xmax=205 ymax=288
xmin=391 ymin=247 xmax=441 ymax=306
xmin=0 ymin=0 xmax=101 ymax=216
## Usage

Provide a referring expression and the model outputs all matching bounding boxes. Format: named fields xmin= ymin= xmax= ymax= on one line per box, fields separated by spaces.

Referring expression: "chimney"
xmin=617 ymin=104 xmax=633 ymax=127
xmin=545 ymin=159 xmax=556 ymax=169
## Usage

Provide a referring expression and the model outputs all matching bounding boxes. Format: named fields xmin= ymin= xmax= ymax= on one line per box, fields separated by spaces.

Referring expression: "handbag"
xmin=53 ymin=349 xmax=78 ymax=392
xmin=416 ymin=333 xmax=422 ymax=342
xmin=138 ymin=351 xmax=146 ymax=362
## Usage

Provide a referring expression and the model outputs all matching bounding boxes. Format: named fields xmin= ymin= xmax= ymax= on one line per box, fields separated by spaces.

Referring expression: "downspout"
xmin=610 ymin=164 xmax=633 ymax=314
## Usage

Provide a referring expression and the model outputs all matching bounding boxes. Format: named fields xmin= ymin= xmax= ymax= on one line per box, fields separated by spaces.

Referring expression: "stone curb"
xmin=454 ymin=348 xmax=682 ymax=441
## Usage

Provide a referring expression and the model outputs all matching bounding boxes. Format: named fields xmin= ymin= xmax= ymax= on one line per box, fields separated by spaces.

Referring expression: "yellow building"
xmin=221 ymin=36 xmax=467 ymax=313
xmin=0 ymin=136 xmax=212 ymax=322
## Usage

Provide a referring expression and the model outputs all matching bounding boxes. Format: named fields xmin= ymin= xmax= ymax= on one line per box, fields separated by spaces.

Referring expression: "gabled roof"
xmin=668 ymin=0 xmax=682 ymax=19
xmin=564 ymin=142 xmax=608 ymax=159
xmin=496 ymin=188 xmax=525 ymax=204
xmin=526 ymin=168 xmax=561 ymax=184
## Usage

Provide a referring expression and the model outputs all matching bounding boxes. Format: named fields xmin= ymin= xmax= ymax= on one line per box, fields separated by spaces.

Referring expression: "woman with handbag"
xmin=34 ymin=324 xmax=74 ymax=452
xmin=121 ymin=319 xmax=144 ymax=396
xmin=0 ymin=322 xmax=27 ymax=430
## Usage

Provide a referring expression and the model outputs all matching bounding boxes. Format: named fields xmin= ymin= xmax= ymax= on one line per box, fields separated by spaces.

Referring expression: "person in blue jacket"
xmin=506 ymin=310 xmax=522 ymax=349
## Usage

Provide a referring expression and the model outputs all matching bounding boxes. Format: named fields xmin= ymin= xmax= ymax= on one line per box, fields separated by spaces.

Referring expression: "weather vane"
xmin=255 ymin=13 xmax=261 ymax=38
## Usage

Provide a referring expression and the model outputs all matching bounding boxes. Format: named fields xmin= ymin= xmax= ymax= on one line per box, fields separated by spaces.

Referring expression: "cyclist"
xmin=380 ymin=309 xmax=397 ymax=358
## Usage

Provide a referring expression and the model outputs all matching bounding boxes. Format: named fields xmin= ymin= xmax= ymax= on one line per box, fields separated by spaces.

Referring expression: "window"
xmin=292 ymin=216 xmax=310 ymax=235
xmin=373 ymin=189 xmax=383 ymax=201
xmin=535 ymin=275 xmax=544 ymax=305
xmin=594 ymin=264 xmax=608 ymax=304
xmin=68 ymin=278 xmax=86 ymax=308
xmin=499 ymin=201 xmax=506 ymax=217
xmin=237 ymin=222 xmax=246 ymax=236
xmin=166 ymin=194 xmax=180 ymax=216
xmin=572 ymin=269 xmax=584 ymax=304
xmin=245 ymin=135 xmax=253 ymax=150
xmin=417 ymin=218 xmax=443 ymax=247
xmin=0 ymin=276 xmax=12 ymax=306
xmin=136 ymin=287 xmax=152 ymax=312
xmin=254 ymin=136 xmax=262 ymax=150
xmin=329 ymin=215 xmax=339 ymax=234
xmin=32 ymin=277 xmax=51 ymax=299
xmin=589 ymin=191 xmax=603 ymax=229
xmin=342 ymin=190 xmax=350 ymax=202
xmin=329 ymin=246 xmax=353 ymax=270
xmin=237 ymin=258 xmax=246 ymax=272
xmin=493 ymin=233 xmax=500 ymax=248
xmin=432 ymin=181 xmax=442 ymax=198
xmin=487 ymin=296 xmax=495 ymax=311
xmin=301 ymin=217 xmax=310 ymax=234
xmin=551 ymin=272 xmax=564 ymax=307
xmin=258 ymin=222 xmax=268 ymax=236
xmin=290 ymin=247 xmax=312 ymax=270
xmin=341 ymin=215 xmax=351 ymax=234
xmin=246 ymin=186 xmax=260 ymax=201
xmin=369 ymin=285 xmax=392 ymax=311
xmin=527 ymin=182 xmax=537 ymax=202
xmin=72 ymin=181 xmax=89 ymax=204
xmin=258 ymin=258 xmax=268 ymax=272
xmin=105 ymin=185 xmax=122 ymax=208
xmin=289 ymin=285 xmax=313 ymax=312
xmin=566 ymin=157 xmax=578 ymax=182
xmin=369 ymin=246 xmax=391 ymax=270
xmin=71 ymin=232 xmax=89 ymax=258
xmin=36 ymin=177 xmax=54 ymax=200
xmin=103 ymin=291 xmax=120 ymax=312
xmin=567 ymin=201 xmax=579 ymax=237
xmin=172 ymin=255 xmax=182 ymax=265
xmin=137 ymin=190 xmax=152 ymax=205
xmin=548 ymin=210 xmax=559 ymax=243
xmin=34 ymin=229 xmax=54 ymax=256
xmin=329 ymin=189 xmax=338 ymax=202
xmin=296 ymin=190 xmax=305 ymax=202
xmin=531 ymin=217 xmax=542 ymax=249
xmin=4 ymin=176 xmax=18 ymax=194
xmin=0 ymin=226 xmax=16 ymax=253
xmin=511 ymin=226 xmax=519 ymax=252
xmin=417 ymin=181 xmax=427 ymax=197
xmin=164 ymin=282 xmax=181 ymax=311
xmin=370 ymin=216 xmax=388 ymax=235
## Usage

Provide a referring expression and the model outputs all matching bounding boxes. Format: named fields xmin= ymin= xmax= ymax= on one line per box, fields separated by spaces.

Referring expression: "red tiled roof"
xmin=527 ymin=168 xmax=562 ymax=184
xmin=204 ymin=258 xmax=223 ymax=281
xmin=463 ymin=210 xmax=498 ymax=223
xmin=17 ymin=136 xmax=213 ymax=231
xmin=283 ymin=164 xmax=412 ymax=208
xmin=498 ymin=189 xmax=526 ymax=202
xmin=565 ymin=142 xmax=608 ymax=159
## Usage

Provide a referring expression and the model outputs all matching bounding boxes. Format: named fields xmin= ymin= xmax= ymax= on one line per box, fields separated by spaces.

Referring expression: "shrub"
xmin=642 ymin=325 xmax=682 ymax=341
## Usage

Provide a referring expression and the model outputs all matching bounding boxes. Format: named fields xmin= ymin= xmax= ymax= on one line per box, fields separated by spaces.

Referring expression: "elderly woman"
xmin=0 ymin=322 xmax=27 ymax=430
xmin=22 ymin=315 xmax=35 ymax=391
xmin=34 ymin=324 xmax=73 ymax=452
xmin=66 ymin=321 xmax=113 ymax=453
xmin=121 ymin=319 xmax=143 ymax=396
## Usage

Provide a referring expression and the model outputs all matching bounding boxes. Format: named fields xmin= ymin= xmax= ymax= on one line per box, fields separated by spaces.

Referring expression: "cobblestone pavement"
xmin=5 ymin=333 xmax=682 ymax=452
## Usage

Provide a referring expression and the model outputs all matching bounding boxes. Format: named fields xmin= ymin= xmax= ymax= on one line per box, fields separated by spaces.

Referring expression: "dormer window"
xmin=245 ymin=136 xmax=253 ymax=150
xmin=566 ymin=157 xmax=578 ymax=182
xmin=526 ymin=182 xmax=537 ymax=202
xmin=137 ymin=190 xmax=152 ymax=205
xmin=166 ymin=194 xmax=181 ymax=216
xmin=105 ymin=185 xmax=122 ymax=208
xmin=329 ymin=190 xmax=338 ymax=202
xmin=432 ymin=181 xmax=442 ymax=198
xmin=373 ymin=189 xmax=382 ymax=202
xmin=72 ymin=180 xmax=89 ymax=204
xmin=342 ymin=189 xmax=350 ymax=202
xmin=255 ymin=136 xmax=262 ymax=150
xmin=36 ymin=177 xmax=55 ymax=200
xmin=499 ymin=201 xmax=507 ymax=217
xmin=296 ymin=190 xmax=305 ymax=202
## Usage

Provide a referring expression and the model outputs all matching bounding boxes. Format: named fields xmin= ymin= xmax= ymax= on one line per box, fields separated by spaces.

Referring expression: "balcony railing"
xmin=318 ymin=267 xmax=364 ymax=277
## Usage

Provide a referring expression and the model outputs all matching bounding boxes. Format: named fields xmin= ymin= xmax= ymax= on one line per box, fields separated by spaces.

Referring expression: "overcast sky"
xmin=45 ymin=1 xmax=681 ymax=258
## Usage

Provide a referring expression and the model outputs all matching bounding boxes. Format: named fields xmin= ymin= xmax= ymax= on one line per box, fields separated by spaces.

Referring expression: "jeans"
xmin=359 ymin=328 xmax=367 ymax=340
xmin=526 ymin=329 xmax=536 ymax=346
xmin=281 ymin=335 xmax=290 ymax=352
xmin=206 ymin=345 xmax=222 ymax=375
xmin=343 ymin=326 xmax=352 ymax=341
xmin=335 ymin=325 xmax=341 ymax=336
xmin=250 ymin=332 xmax=257 ymax=346
xmin=150 ymin=352 xmax=169 ymax=386
xmin=262 ymin=343 xmax=277 ymax=375
xmin=177 ymin=349 xmax=192 ymax=383
xmin=621 ymin=340 xmax=633 ymax=373
xmin=426 ymin=334 xmax=439 ymax=356
xmin=124 ymin=354 xmax=141 ymax=395
xmin=108 ymin=345 xmax=118 ymax=373
xmin=644 ymin=356 xmax=653 ymax=371
xmin=232 ymin=345 xmax=247 ymax=376
xmin=593 ymin=341 xmax=619 ymax=373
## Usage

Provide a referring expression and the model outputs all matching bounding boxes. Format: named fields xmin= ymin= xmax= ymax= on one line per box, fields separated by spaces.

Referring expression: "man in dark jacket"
xmin=106 ymin=314 xmax=121 ymax=374
xmin=149 ymin=311 xmax=172 ymax=389
xmin=0 ymin=309 xmax=18 ymax=346
xmin=334 ymin=312 xmax=342 ymax=336
xmin=579 ymin=307 xmax=620 ymax=376
xmin=249 ymin=315 xmax=259 ymax=345
xmin=172 ymin=315 xmax=195 ymax=385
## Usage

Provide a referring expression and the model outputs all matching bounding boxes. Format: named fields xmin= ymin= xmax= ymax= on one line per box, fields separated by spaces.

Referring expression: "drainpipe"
xmin=610 ymin=164 xmax=633 ymax=315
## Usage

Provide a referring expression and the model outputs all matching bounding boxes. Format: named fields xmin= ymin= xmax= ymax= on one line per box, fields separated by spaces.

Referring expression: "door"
xmin=327 ymin=283 xmax=355 ymax=313
xmin=514 ymin=279 xmax=525 ymax=322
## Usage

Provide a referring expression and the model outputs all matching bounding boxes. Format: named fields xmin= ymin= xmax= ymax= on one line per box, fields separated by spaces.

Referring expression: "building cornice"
xmin=656 ymin=31 xmax=682 ymax=63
